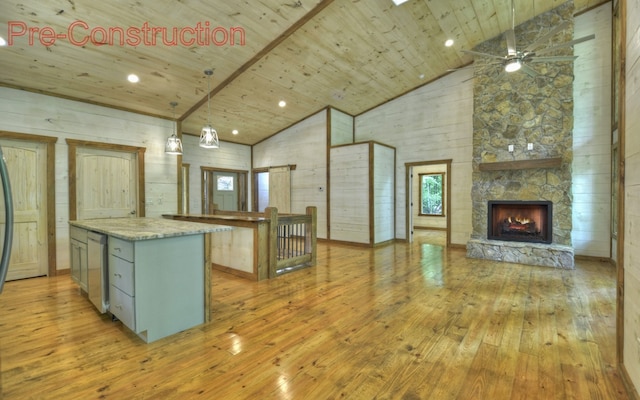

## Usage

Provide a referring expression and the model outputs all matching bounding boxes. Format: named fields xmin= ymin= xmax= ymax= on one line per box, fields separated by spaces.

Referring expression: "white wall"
xmin=355 ymin=69 xmax=474 ymax=245
xmin=572 ymin=2 xmax=613 ymax=258
xmin=624 ymin=0 xmax=640 ymax=391
xmin=330 ymin=108 xmax=354 ymax=145
xmin=252 ymin=110 xmax=328 ymax=238
xmin=181 ymin=135 xmax=251 ymax=213
xmin=373 ymin=143 xmax=395 ymax=243
xmin=0 ymin=87 xmax=179 ymax=272
xmin=330 ymin=143 xmax=370 ymax=243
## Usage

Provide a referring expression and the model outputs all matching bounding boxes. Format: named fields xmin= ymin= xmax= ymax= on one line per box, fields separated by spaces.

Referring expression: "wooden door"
xmin=269 ymin=166 xmax=291 ymax=213
xmin=212 ymin=172 xmax=238 ymax=211
xmin=76 ymin=148 xmax=138 ymax=220
xmin=0 ymin=140 xmax=48 ymax=280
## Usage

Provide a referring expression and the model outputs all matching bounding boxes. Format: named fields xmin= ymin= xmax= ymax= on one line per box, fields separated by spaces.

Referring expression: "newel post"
xmin=265 ymin=207 xmax=278 ymax=278
xmin=306 ymin=206 xmax=317 ymax=266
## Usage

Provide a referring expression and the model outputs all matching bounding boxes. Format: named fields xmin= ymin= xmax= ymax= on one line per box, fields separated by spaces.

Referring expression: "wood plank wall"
xmin=373 ymin=143 xmax=395 ymax=243
xmin=354 ymin=68 xmax=475 ymax=245
xmin=572 ymin=2 xmax=614 ymax=258
xmin=253 ymin=110 xmax=328 ymax=238
xmin=330 ymin=142 xmax=370 ymax=243
xmin=0 ymin=87 xmax=178 ymax=272
xmin=181 ymin=135 xmax=252 ymax=213
xmin=330 ymin=108 xmax=355 ymax=146
xmin=623 ymin=0 xmax=640 ymax=391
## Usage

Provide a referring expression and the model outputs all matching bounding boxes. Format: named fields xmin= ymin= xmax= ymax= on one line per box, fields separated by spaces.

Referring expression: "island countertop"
xmin=69 ymin=217 xmax=232 ymax=241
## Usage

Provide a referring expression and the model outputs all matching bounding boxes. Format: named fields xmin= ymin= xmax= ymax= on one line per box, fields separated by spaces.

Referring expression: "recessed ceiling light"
xmin=232 ymin=129 xmax=239 ymax=135
xmin=127 ymin=74 xmax=139 ymax=83
xmin=278 ymin=100 xmax=286 ymax=108
xmin=0 ymin=36 xmax=6 ymax=46
xmin=445 ymin=39 xmax=454 ymax=47
xmin=392 ymin=0 xmax=409 ymax=5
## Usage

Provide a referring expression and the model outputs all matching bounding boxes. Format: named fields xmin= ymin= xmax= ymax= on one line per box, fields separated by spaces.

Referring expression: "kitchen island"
xmin=69 ymin=217 xmax=231 ymax=343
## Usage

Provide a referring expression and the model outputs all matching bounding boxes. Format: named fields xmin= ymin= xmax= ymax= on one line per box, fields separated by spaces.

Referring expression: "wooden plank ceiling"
xmin=0 ymin=0 xmax=601 ymax=145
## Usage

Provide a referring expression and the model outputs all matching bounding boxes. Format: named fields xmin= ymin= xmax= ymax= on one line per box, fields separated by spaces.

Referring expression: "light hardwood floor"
xmin=0 ymin=236 xmax=629 ymax=399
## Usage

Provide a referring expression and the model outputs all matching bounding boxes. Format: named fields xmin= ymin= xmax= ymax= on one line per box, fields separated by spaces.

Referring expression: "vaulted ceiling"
xmin=0 ymin=0 xmax=602 ymax=145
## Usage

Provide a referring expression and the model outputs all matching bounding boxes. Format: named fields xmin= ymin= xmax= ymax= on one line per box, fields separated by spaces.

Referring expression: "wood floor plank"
xmin=0 ymin=233 xmax=630 ymax=399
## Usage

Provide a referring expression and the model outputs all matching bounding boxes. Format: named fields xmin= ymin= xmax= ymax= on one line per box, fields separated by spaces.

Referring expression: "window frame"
xmin=418 ymin=172 xmax=445 ymax=217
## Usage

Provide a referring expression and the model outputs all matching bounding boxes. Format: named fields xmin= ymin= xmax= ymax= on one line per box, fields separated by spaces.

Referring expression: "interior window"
xmin=419 ymin=173 xmax=444 ymax=216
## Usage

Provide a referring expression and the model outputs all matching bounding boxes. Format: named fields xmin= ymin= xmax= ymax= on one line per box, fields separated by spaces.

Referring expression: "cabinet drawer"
xmin=110 ymin=285 xmax=135 ymax=331
xmin=70 ymin=226 xmax=88 ymax=243
xmin=109 ymin=256 xmax=134 ymax=296
xmin=109 ymin=237 xmax=134 ymax=262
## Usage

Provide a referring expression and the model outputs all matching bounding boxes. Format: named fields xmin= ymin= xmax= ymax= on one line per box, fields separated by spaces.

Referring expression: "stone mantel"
xmin=478 ymin=157 xmax=563 ymax=171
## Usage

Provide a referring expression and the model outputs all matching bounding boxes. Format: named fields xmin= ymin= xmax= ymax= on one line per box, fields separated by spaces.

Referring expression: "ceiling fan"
xmin=461 ymin=0 xmax=595 ymax=76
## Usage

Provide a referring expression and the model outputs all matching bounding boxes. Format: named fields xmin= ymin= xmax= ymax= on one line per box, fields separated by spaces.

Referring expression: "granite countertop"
xmin=164 ymin=213 xmax=268 ymax=222
xmin=69 ymin=217 xmax=232 ymax=241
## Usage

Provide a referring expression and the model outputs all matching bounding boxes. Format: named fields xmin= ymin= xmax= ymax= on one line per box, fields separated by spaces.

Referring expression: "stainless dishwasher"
xmin=87 ymin=231 xmax=109 ymax=313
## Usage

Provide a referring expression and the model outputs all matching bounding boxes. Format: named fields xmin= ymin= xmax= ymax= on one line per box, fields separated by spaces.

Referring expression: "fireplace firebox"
xmin=487 ymin=201 xmax=552 ymax=244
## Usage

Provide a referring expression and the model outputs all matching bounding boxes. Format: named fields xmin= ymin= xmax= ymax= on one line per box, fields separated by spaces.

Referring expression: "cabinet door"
xmin=70 ymin=240 xmax=81 ymax=284
xmin=70 ymin=240 xmax=88 ymax=292
xmin=79 ymin=242 xmax=88 ymax=292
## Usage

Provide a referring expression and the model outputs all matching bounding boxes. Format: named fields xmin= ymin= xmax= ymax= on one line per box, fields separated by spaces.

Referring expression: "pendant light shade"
xmin=165 ymin=101 xmax=183 ymax=155
xmin=200 ymin=69 xmax=219 ymax=149
xmin=199 ymin=124 xmax=219 ymax=148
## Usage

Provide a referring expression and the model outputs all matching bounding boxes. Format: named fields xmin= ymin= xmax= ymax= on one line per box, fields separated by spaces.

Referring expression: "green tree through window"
xmin=419 ymin=173 xmax=444 ymax=216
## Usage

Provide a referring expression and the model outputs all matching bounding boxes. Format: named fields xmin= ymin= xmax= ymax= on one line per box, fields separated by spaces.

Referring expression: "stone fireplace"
xmin=466 ymin=2 xmax=575 ymax=269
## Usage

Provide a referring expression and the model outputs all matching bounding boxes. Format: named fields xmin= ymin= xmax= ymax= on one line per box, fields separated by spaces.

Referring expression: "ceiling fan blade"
xmin=520 ymin=64 xmax=538 ymax=77
xmin=534 ymin=34 xmax=596 ymax=55
xmin=528 ymin=56 xmax=578 ymax=62
xmin=461 ymin=50 xmax=506 ymax=60
xmin=505 ymin=29 xmax=517 ymax=56
xmin=523 ymin=20 xmax=571 ymax=53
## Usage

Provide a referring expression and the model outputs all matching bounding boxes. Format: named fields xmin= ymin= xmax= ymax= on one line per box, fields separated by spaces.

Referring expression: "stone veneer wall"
xmin=467 ymin=2 xmax=575 ymax=268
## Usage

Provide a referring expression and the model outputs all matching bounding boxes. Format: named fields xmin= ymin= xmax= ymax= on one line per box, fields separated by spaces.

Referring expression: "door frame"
xmin=0 ymin=131 xmax=58 ymax=276
xmin=201 ymin=167 xmax=248 ymax=213
xmin=405 ymin=159 xmax=452 ymax=246
xmin=66 ymin=139 xmax=146 ymax=220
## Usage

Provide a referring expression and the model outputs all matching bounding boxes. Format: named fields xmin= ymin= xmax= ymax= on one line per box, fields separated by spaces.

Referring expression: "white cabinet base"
xmin=109 ymin=234 xmax=205 ymax=343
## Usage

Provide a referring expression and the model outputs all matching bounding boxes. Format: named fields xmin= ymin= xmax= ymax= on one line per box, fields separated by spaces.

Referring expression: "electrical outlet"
xmin=508 ymin=144 xmax=514 ymax=152
xmin=527 ymin=143 xmax=533 ymax=150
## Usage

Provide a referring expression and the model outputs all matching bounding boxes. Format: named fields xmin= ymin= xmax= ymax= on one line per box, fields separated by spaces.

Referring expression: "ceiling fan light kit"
xmin=461 ymin=0 xmax=594 ymax=77
xmin=505 ymin=59 xmax=522 ymax=73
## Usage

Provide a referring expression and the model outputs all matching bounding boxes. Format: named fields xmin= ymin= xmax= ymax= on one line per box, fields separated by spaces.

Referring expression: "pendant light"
xmin=199 ymin=69 xmax=219 ymax=149
xmin=165 ymin=101 xmax=183 ymax=155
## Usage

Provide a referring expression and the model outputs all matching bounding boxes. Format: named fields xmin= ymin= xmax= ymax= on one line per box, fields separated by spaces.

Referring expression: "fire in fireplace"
xmin=487 ymin=201 xmax=552 ymax=244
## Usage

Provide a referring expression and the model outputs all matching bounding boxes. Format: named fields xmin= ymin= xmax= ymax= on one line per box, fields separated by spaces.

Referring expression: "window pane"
xmin=217 ymin=176 xmax=234 ymax=191
xmin=420 ymin=173 xmax=443 ymax=216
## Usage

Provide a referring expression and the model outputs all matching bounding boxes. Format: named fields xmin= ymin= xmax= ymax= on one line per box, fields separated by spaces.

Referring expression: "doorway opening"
xmin=201 ymin=167 xmax=248 ymax=213
xmin=252 ymin=165 xmax=293 ymax=213
xmin=405 ymin=160 xmax=452 ymax=246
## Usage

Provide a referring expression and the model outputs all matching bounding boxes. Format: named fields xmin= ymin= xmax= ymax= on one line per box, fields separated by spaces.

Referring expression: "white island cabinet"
xmin=69 ymin=218 xmax=231 ymax=343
